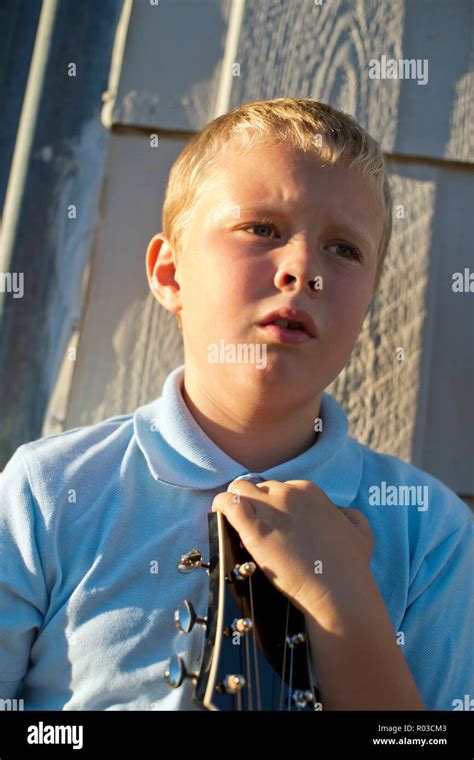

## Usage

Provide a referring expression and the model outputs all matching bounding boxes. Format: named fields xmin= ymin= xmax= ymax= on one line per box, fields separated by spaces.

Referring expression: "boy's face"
xmin=147 ymin=141 xmax=383 ymax=409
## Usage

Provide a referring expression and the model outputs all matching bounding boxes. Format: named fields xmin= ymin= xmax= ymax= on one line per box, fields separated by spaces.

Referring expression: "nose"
xmin=273 ymin=245 xmax=322 ymax=297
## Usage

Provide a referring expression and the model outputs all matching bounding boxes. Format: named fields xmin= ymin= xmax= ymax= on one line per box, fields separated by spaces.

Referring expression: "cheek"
xmin=179 ymin=251 xmax=224 ymax=305
xmin=213 ymin=256 xmax=267 ymax=312
xmin=322 ymin=281 xmax=371 ymax=341
xmin=180 ymin=252 xmax=250 ymax=334
xmin=237 ymin=259 xmax=266 ymax=291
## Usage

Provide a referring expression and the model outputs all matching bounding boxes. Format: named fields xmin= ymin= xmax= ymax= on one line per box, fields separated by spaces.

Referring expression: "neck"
xmin=181 ymin=368 xmax=322 ymax=472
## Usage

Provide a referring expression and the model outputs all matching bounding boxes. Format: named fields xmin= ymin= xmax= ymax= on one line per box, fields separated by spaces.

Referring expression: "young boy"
xmin=0 ymin=98 xmax=472 ymax=712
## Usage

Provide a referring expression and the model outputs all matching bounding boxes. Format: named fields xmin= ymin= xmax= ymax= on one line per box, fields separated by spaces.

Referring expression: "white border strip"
xmin=213 ymin=0 xmax=246 ymax=118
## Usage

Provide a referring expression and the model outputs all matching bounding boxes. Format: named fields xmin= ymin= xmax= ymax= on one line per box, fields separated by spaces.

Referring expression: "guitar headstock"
xmin=165 ymin=511 xmax=321 ymax=710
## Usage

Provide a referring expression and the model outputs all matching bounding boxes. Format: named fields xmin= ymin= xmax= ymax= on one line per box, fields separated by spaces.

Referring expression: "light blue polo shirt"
xmin=0 ymin=363 xmax=472 ymax=711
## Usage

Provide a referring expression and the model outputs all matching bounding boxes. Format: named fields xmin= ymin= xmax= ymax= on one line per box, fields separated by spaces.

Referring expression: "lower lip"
xmin=258 ymin=323 xmax=314 ymax=344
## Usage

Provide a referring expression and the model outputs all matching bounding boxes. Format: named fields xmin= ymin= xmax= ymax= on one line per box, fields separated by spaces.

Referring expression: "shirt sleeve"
xmin=400 ymin=514 xmax=474 ymax=710
xmin=0 ymin=447 xmax=49 ymax=699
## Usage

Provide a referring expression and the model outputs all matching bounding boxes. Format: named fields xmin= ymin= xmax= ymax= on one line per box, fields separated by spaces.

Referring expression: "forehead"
xmin=196 ymin=141 xmax=384 ymax=240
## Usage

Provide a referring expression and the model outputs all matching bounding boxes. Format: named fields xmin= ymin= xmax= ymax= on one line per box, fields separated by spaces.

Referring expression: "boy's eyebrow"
xmin=225 ymin=203 xmax=376 ymax=251
xmin=324 ymin=219 xmax=375 ymax=251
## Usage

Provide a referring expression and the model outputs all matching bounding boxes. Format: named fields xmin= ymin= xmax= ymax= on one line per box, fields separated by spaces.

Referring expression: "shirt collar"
xmin=133 ymin=364 xmax=362 ymax=505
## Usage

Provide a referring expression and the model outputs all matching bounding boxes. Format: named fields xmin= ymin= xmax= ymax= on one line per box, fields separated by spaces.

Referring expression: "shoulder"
xmin=18 ymin=412 xmax=134 ymax=475
xmin=1 ymin=413 xmax=135 ymax=524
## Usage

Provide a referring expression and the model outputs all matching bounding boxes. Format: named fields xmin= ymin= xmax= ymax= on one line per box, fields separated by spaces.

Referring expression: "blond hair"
xmin=162 ymin=97 xmax=392 ymax=333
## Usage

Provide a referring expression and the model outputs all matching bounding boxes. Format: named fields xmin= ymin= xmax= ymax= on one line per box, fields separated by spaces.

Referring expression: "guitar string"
xmin=236 ymin=587 xmax=251 ymax=711
xmin=231 ymin=574 xmax=312 ymax=711
xmin=304 ymin=616 xmax=319 ymax=710
xmin=248 ymin=574 xmax=262 ymax=710
xmin=288 ymin=638 xmax=295 ymax=711
xmin=272 ymin=656 xmax=276 ymax=707
xmin=233 ymin=567 xmax=313 ymax=712
xmin=237 ymin=596 xmax=243 ymax=711
xmin=244 ymin=622 xmax=252 ymax=711
xmin=278 ymin=600 xmax=291 ymax=710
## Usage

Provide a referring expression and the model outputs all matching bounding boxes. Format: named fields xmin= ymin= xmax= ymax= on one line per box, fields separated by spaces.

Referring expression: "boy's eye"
xmin=245 ymin=223 xmax=277 ymax=238
xmin=243 ymin=223 xmax=362 ymax=262
xmin=326 ymin=243 xmax=362 ymax=261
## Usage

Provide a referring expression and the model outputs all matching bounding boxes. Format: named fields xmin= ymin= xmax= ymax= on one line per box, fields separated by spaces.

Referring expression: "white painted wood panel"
xmin=101 ymin=0 xmax=232 ymax=132
xmin=47 ymin=134 xmax=186 ymax=431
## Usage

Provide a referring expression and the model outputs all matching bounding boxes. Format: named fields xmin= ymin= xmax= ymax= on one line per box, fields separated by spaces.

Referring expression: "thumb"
xmin=211 ymin=490 xmax=256 ymax=537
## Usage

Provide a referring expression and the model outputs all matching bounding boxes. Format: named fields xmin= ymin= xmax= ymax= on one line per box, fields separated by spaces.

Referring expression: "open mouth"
xmin=257 ymin=307 xmax=317 ymax=344
xmin=258 ymin=318 xmax=314 ymax=344
xmin=269 ymin=317 xmax=306 ymax=330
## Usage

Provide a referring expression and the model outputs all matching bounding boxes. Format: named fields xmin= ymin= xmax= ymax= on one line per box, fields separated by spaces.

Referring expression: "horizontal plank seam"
xmin=107 ymin=125 xmax=474 ymax=171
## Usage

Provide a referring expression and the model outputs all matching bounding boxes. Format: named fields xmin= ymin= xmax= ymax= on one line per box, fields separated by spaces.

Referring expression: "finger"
xmin=211 ymin=491 xmax=257 ymax=539
xmin=284 ymin=479 xmax=333 ymax=503
xmin=226 ymin=479 xmax=284 ymax=512
xmin=283 ymin=479 xmax=316 ymax=489
xmin=342 ymin=507 xmax=374 ymax=538
xmin=283 ymin=480 xmax=338 ymax=520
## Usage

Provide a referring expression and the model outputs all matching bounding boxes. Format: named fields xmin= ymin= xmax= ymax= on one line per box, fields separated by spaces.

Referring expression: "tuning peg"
xmin=174 ymin=599 xmax=208 ymax=633
xmin=164 ymin=654 xmax=199 ymax=689
xmin=286 ymin=632 xmax=306 ymax=648
xmin=291 ymin=689 xmax=315 ymax=709
xmin=231 ymin=561 xmax=256 ymax=581
xmin=223 ymin=616 xmax=253 ymax=638
xmin=177 ymin=549 xmax=210 ymax=574
xmin=215 ymin=674 xmax=246 ymax=694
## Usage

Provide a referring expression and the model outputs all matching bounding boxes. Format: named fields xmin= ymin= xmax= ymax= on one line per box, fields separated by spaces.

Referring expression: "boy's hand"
xmin=211 ymin=479 xmax=375 ymax=621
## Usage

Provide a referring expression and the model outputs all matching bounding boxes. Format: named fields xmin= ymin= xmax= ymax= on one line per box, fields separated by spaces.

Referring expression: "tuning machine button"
xmin=177 ymin=549 xmax=210 ymax=574
xmin=223 ymin=617 xmax=253 ymax=638
xmin=164 ymin=654 xmax=198 ymax=689
xmin=292 ymin=689 xmax=315 ymax=709
xmin=230 ymin=561 xmax=256 ymax=581
xmin=215 ymin=674 xmax=246 ymax=694
xmin=174 ymin=599 xmax=208 ymax=633
xmin=286 ymin=632 xmax=306 ymax=648
xmin=233 ymin=617 xmax=253 ymax=634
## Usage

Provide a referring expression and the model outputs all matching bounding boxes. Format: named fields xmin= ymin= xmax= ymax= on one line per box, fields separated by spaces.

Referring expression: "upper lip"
xmin=258 ymin=307 xmax=317 ymax=338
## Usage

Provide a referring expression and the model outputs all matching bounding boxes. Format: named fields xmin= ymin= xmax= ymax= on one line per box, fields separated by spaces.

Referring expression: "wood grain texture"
xmin=329 ymin=159 xmax=473 ymax=492
xmin=228 ymin=0 xmax=473 ymax=163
